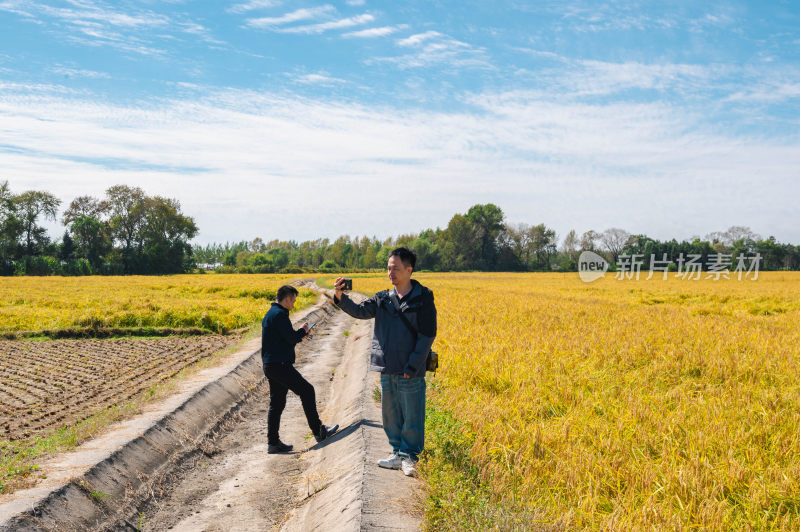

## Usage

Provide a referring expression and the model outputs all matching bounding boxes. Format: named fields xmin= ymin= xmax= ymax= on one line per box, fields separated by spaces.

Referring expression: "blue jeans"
xmin=380 ymin=373 xmax=426 ymax=461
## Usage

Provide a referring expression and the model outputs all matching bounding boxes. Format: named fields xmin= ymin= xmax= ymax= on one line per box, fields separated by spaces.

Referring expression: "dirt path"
xmin=131 ymin=295 xmax=422 ymax=531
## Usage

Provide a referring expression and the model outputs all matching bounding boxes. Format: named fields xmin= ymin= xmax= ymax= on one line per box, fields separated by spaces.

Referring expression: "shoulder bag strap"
xmin=388 ymin=292 xmax=419 ymax=340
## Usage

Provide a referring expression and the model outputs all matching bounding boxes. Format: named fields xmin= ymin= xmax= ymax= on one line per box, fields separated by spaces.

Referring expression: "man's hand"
xmin=333 ymin=277 xmax=347 ymax=300
xmin=302 ymin=322 xmax=310 ymax=333
xmin=403 ymin=373 xmax=411 ymax=379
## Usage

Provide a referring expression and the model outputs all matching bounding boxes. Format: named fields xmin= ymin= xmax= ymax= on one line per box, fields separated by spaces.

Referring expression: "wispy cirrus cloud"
xmin=278 ymin=13 xmax=374 ymax=34
xmin=37 ymin=3 xmax=169 ymax=28
xmin=49 ymin=65 xmax=110 ymax=79
xmin=343 ymin=25 xmax=404 ymax=38
xmin=227 ymin=0 xmax=282 ymax=15
xmin=0 ymin=0 xmax=222 ymax=56
xmin=511 ymin=47 xmax=568 ymax=63
xmin=397 ymin=31 xmax=441 ymax=47
xmin=537 ymin=2 xmax=743 ymax=35
xmin=507 ymin=53 xmax=800 ymax=111
xmin=244 ymin=5 xmax=334 ymax=28
xmin=177 ymin=21 xmax=228 ymax=46
xmin=372 ymin=31 xmax=491 ymax=69
xmin=567 ymin=59 xmax=722 ymax=96
xmin=290 ymin=72 xmax=346 ymax=84
xmin=243 ymin=5 xmax=373 ymax=35
xmin=725 ymin=80 xmax=800 ymax=103
xmin=688 ymin=11 xmax=737 ymax=33
xmin=544 ymin=3 xmax=678 ymax=32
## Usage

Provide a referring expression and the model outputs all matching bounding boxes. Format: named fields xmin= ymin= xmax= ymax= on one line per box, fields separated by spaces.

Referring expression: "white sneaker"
xmin=401 ymin=457 xmax=417 ymax=477
xmin=377 ymin=453 xmax=402 ymax=469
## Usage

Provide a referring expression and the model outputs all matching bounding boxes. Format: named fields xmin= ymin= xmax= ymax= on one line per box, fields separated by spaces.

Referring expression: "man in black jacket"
xmin=262 ymin=285 xmax=337 ymax=453
xmin=333 ymin=248 xmax=436 ymax=477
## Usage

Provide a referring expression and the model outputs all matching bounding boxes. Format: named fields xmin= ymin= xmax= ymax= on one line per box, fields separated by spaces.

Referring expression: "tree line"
xmin=194 ymin=204 xmax=800 ymax=273
xmin=3 ymin=184 xmax=798 ymax=276
xmin=0 ymin=181 xmax=197 ymax=275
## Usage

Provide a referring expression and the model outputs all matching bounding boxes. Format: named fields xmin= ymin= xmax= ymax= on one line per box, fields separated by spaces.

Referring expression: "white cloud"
xmin=176 ymin=21 xmax=227 ymax=45
xmin=546 ymin=4 xmax=678 ymax=33
xmin=568 ymin=59 xmax=719 ymax=95
xmin=345 ymin=0 xmax=365 ymax=5
xmin=37 ymin=2 xmax=170 ymax=29
xmin=49 ymin=66 xmax=110 ymax=79
xmin=375 ymin=31 xmax=490 ymax=69
xmin=0 ymin=0 xmax=36 ymax=18
xmin=0 ymin=80 xmax=86 ymax=95
xmin=725 ymin=82 xmax=800 ymax=103
xmin=291 ymin=72 xmax=346 ymax=84
xmin=503 ymin=55 xmax=741 ymax=100
xmin=0 ymin=0 xmax=217 ymax=56
xmin=512 ymin=48 xmax=566 ymax=61
xmin=227 ymin=0 xmax=281 ymax=14
xmin=276 ymin=13 xmax=374 ymax=34
xmin=342 ymin=25 xmax=401 ymax=38
xmin=245 ymin=5 xmax=334 ymax=28
xmin=689 ymin=12 xmax=736 ymax=32
xmin=515 ymin=58 xmax=800 ymax=113
xmin=397 ymin=31 xmax=441 ymax=47
xmin=65 ymin=29 xmax=167 ymax=57
xmin=1 ymin=84 xmax=797 ymax=243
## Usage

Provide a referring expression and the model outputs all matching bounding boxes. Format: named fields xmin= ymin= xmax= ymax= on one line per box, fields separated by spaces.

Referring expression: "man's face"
xmin=387 ymin=255 xmax=412 ymax=286
xmin=281 ymin=294 xmax=297 ymax=310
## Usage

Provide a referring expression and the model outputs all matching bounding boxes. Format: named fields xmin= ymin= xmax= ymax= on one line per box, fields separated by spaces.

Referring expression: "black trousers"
xmin=264 ymin=362 xmax=322 ymax=444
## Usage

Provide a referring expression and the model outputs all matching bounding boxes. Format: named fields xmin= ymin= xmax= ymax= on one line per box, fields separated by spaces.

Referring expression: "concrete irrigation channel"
xmin=0 ymin=291 xmax=422 ymax=531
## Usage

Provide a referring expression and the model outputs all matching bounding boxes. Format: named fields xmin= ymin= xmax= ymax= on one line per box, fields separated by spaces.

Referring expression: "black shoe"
xmin=268 ymin=441 xmax=293 ymax=454
xmin=315 ymin=424 xmax=339 ymax=443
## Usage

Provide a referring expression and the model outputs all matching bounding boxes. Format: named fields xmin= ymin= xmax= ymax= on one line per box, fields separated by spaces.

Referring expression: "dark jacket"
xmin=261 ymin=302 xmax=307 ymax=366
xmin=334 ymin=279 xmax=436 ymax=377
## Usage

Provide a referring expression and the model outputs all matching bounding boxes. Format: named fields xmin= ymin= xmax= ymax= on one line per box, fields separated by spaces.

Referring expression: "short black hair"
xmin=389 ymin=247 xmax=417 ymax=270
xmin=276 ymin=285 xmax=299 ymax=302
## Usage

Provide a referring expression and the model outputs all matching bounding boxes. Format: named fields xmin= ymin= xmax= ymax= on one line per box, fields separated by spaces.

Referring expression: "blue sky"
xmin=1 ymin=0 xmax=798 ymax=244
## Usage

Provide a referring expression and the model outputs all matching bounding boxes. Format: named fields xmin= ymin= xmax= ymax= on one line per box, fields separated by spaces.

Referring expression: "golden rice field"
xmin=342 ymin=272 xmax=800 ymax=530
xmin=0 ymin=274 xmax=314 ymax=333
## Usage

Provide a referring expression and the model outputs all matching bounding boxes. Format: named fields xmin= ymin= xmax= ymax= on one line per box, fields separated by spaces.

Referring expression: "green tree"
xmin=528 ymin=223 xmax=558 ymax=269
xmin=328 ymin=236 xmax=352 ymax=268
xmin=580 ymin=230 xmax=600 ymax=252
xmin=0 ymin=181 xmax=22 ymax=272
xmin=756 ymin=237 xmax=787 ymax=270
xmin=140 ymin=196 xmax=198 ymax=273
xmin=70 ymin=215 xmax=110 ymax=269
xmin=62 ymin=195 xmax=107 ymax=225
xmin=600 ymin=228 xmax=631 ymax=263
xmin=13 ymin=190 xmax=61 ymax=256
xmin=561 ymin=229 xmax=580 ymax=262
xmin=411 ymin=234 xmax=440 ymax=271
xmin=465 ymin=203 xmax=505 ymax=270
xmin=443 ymin=214 xmax=480 ymax=270
xmin=105 ymin=185 xmax=147 ymax=273
xmin=59 ymin=231 xmax=75 ymax=261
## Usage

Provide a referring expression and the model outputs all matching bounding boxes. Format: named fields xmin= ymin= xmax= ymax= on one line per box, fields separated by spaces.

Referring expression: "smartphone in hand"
xmin=342 ymin=278 xmax=352 ymax=291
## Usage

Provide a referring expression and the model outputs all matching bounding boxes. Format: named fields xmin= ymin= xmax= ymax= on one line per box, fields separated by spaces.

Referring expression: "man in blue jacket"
xmin=262 ymin=285 xmax=337 ymax=454
xmin=333 ymin=247 xmax=436 ymax=477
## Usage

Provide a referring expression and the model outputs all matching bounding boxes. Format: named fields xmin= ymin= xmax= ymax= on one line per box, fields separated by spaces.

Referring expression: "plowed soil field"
xmin=0 ymin=335 xmax=242 ymax=440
